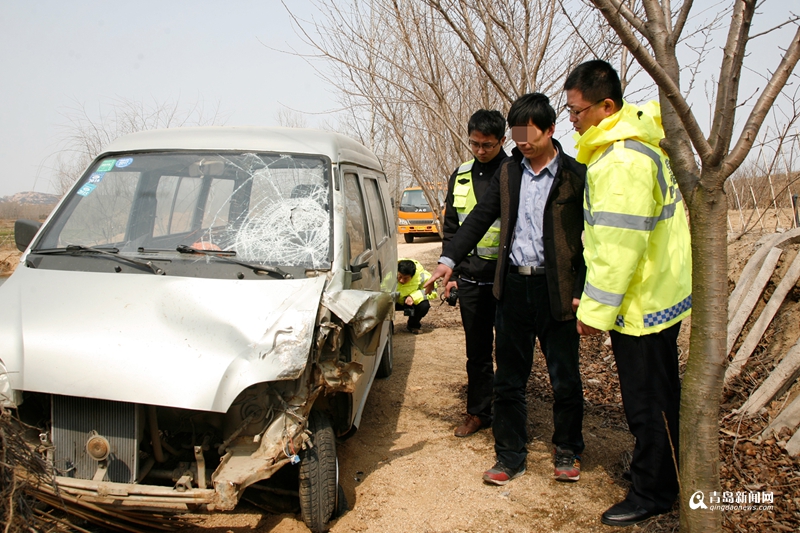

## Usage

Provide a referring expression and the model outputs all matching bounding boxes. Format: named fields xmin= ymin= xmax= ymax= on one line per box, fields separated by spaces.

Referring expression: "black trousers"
xmin=456 ymin=279 xmax=496 ymax=425
xmin=610 ymin=321 xmax=681 ymax=512
xmin=493 ymin=273 xmax=584 ymax=470
xmin=395 ymin=299 xmax=430 ymax=330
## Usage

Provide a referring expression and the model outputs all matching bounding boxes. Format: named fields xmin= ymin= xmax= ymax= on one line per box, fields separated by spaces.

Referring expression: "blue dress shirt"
xmin=509 ymin=152 xmax=559 ymax=267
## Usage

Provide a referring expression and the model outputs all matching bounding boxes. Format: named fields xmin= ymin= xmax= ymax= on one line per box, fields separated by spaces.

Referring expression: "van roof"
xmin=102 ymin=126 xmax=382 ymax=170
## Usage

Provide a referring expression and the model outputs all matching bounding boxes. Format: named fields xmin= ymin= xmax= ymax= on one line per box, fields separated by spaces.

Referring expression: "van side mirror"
xmin=15 ymin=219 xmax=42 ymax=252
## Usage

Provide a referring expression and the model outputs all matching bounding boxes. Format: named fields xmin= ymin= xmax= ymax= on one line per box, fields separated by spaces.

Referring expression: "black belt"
xmin=509 ymin=265 xmax=546 ymax=276
xmin=458 ymin=276 xmax=494 ymax=286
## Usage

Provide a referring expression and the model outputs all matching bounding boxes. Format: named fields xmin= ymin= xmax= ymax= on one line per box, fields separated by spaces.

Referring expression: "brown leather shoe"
xmin=454 ymin=414 xmax=486 ymax=437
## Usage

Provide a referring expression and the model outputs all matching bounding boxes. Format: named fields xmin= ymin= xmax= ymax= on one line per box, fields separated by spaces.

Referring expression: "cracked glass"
xmin=37 ymin=152 xmax=332 ymax=269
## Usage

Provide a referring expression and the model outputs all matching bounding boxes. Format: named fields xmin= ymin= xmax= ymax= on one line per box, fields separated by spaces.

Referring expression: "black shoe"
xmin=601 ymin=500 xmax=664 ymax=527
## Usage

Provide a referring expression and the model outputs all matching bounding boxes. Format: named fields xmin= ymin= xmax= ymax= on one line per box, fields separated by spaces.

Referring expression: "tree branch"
xmin=600 ymin=0 xmax=651 ymax=39
xmin=673 ymin=0 xmax=693 ymax=39
xmin=707 ymin=0 xmax=756 ymax=167
xmin=591 ymin=0 xmax=712 ymax=161
xmin=425 ymin=0 xmax=516 ymax=103
xmin=725 ymin=24 xmax=800 ymax=175
xmin=749 ymin=14 xmax=800 ymax=40
xmin=641 ymin=0 xmax=669 ymax=42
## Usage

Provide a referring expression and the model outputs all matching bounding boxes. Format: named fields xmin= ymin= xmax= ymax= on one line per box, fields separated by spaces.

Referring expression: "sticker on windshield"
xmin=97 ymin=159 xmax=116 ymax=172
xmin=76 ymin=183 xmax=97 ymax=197
xmin=115 ymin=157 xmax=133 ymax=168
xmin=88 ymin=172 xmax=105 ymax=184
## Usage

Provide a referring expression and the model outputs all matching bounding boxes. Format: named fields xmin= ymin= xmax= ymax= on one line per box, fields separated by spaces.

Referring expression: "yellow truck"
xmin=397 ymin=186 xmax=440 ymax=243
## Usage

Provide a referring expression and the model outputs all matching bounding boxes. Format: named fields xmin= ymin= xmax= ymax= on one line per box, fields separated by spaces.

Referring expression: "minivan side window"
xmin=363 ymin=177 xmax=389 ymax=245
xmin=343 ymin=173 xmax=371 ymax=263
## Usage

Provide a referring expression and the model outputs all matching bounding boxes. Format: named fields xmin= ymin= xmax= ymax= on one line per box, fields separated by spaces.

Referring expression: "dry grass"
xmin=727 ymin=208 xmax=797 ymax=235
xmin=0 ymin=409 xmax=64 ymax=532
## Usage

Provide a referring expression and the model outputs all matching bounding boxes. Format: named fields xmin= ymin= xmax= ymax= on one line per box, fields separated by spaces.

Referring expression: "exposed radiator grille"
xmin=52 ymin=395 xmax=140 ymax=483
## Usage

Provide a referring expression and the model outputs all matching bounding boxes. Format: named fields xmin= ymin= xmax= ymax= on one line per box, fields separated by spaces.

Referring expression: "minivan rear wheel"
xmin=376 ymin=322 xmax=393 ymax=378
xmin=404 ymin=234 xmax=414 ymax=243
xmin=299 ymin=410 xmax=338 ymax=532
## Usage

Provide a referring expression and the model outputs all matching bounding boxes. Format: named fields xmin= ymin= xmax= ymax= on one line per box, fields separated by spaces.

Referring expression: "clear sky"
xmin=0 ymin=1 xmax=339 ymax=197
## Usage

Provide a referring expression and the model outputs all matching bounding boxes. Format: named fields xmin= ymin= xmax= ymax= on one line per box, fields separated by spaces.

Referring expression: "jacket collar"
xmin=573 ymin=100 xmax=664 ymax=164
xmin=510 ymin=138 xmax=565 ymax=173
xmin=473 ymin=148 xmax=508 ymax=174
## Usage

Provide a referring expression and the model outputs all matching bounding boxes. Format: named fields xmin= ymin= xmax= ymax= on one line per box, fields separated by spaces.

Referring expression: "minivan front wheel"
xmin=299 ymin=410 xmax=338 ymax=532
xmin=404 ymin=234 xmax=414 ymax=243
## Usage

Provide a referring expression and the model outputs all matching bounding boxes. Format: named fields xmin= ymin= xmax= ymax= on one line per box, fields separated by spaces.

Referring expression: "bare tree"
xmin=583 ymin=1 xmax=800 ymax=530
xmin=285 ymin=0 xmax=609 ymax=230
xmin=53 ymin=96 xmax=225 ymax=195
xmin=275 ymin=105 xmax=310 ymax=128
xmin=727 ymin=122 xmax=800 ymax=233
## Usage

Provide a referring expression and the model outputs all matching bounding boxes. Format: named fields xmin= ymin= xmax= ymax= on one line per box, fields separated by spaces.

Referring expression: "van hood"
xmin=0 ymin=267 xmax=326 ymax=412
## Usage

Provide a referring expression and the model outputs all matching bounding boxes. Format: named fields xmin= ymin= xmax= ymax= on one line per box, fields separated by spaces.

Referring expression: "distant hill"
xmin=0 ymin=191 xmax=60 ymax=205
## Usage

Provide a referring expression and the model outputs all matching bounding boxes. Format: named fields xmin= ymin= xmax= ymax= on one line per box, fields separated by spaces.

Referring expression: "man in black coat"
xmin=442 ymin=109 xmax=507 ymax=438
xmin=426 ymin=93 xmax=586 ymax=485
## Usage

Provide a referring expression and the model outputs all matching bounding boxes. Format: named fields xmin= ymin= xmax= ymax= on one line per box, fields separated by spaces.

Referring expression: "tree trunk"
xmin=680 ymin=176 xmax=727 ymax=532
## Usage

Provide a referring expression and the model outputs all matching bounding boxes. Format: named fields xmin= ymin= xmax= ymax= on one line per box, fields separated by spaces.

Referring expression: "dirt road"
xmin=184 ymin=236 xmax=674 ymax=533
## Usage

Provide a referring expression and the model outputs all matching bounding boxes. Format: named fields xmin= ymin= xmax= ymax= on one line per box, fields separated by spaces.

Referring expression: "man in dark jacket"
xmin=426 ymin=93 xmax=586 ymax=485
xmin=443 ymin=109 xmax=507 ymax=437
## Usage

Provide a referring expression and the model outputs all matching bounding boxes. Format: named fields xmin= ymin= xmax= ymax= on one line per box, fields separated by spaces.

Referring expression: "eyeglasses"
xmin=468 ymin=139 xmax=500 ymax=151
xmin=564 ymin=99 xmax=605 ymax=118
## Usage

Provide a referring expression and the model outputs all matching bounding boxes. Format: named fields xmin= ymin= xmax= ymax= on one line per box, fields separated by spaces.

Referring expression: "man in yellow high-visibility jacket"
xmin=565 ymin=60 xmax=691 ymax=527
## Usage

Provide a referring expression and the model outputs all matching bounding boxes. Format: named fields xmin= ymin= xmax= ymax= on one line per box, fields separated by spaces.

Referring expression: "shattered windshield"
xmin=36 ymin=152 xmax=332 ymax=269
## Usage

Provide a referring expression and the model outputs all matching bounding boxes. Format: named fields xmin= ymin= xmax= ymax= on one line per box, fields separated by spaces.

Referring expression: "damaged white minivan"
xmin=0 ymin=127 xmax=396 ymax=532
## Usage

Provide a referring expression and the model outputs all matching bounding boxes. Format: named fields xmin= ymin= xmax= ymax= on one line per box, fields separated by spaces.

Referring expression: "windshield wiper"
xmin=176 ymin=245 xmax=292 ymax=279
xmin=33 ymin=245 xmax=165 ymax=275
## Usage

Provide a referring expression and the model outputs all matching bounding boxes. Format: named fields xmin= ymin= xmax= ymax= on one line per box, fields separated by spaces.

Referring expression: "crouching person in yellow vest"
xmin=396 ymin=258 xmax=438 ymax=334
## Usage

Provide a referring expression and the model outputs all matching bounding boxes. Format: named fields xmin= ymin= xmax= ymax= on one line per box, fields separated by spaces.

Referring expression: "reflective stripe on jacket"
xmin=575 ymin=101 xmax=692 ymax=336
xmin=397 ymin=258 xmax=438 ymax=305
xmin=452 ymin=159 xmax=501 ymax=260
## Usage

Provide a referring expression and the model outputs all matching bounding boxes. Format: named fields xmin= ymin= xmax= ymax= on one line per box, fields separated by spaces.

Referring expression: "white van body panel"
xmin=103 ymin=126 xmax=381 ymax=170
xmin=0 ymin=267 xmax=326 ymax=412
